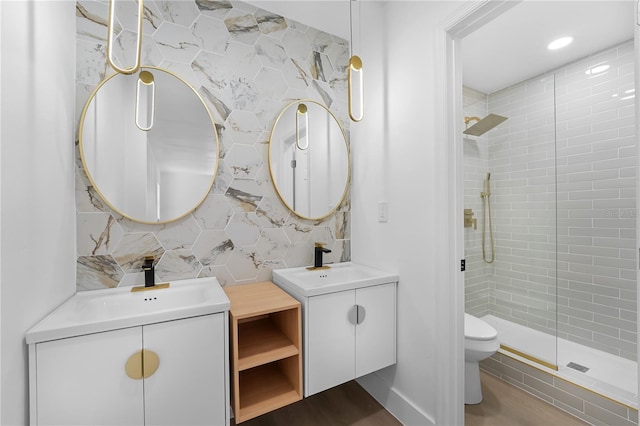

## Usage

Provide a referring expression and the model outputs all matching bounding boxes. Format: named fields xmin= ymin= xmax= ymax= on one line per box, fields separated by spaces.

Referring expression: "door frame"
xmin=434 ymin=1 xmax=522 ymax=423
xmin=436 ymin=0 xmax=640 ymax=421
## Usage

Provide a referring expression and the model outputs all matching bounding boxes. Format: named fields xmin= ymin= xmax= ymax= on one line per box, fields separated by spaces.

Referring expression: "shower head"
xmin=463 ymin=114 xmax=508 ymax=136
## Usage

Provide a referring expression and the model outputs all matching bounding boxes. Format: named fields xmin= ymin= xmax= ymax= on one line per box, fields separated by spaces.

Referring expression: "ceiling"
xmin=246 ymin=1 xmax=635 ymax=95
xmin=462 ymin=1 xmax=635 ymax=95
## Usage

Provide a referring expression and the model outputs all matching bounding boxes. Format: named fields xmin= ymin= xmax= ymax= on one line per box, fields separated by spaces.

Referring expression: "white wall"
xmin=0 ymin=1 xmax=3 ymax=418
xmin=1 ymin=2 xmax=76 ymax=424
xmin=352 ymin=2 xmax=463 ymax=424
xmin=636 ymin=0 xmax=640 ymax=404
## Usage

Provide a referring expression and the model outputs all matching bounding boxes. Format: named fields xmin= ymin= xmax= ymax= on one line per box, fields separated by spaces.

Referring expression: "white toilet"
xmin=464 ymin=313 xmax=499 ymax=404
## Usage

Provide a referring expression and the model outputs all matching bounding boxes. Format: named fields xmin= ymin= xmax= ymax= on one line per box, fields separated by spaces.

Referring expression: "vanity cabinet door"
xmin=304 ymin=282 xmax=397 ymax=397
xmin=307 ymin=290 xmax=356 ymax=396
xmin=143 ymin=314 xmax=227 ymax=426
xmin=35 ymin=327 xmax=144 ymax=426
xmin=355 ymin=283 xmax=397 ymax=377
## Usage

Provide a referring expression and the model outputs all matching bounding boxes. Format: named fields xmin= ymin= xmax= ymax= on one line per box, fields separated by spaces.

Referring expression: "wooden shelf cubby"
xmin=224 ymin=282 xmax=302 ymax=423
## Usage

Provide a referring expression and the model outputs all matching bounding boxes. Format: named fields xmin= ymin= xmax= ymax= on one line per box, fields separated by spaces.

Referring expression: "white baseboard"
xmin=357 ymin=373 xmax=435 ymax=426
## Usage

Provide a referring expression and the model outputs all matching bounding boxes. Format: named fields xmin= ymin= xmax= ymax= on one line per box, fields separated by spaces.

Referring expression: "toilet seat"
xmin=464 ymin=313 xmax=498 ymax=341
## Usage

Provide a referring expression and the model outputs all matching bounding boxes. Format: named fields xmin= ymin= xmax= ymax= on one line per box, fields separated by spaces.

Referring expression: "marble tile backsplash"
xmin=75 ymin=0 xmax=351 ymax=291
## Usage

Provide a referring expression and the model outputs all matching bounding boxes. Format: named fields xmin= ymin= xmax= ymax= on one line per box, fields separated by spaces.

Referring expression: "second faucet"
xmin=314 ymin=243 xmax=331 ymax=268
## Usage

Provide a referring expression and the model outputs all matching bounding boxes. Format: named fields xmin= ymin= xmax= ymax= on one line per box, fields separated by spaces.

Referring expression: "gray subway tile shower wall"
xmin=464 ymin=41 xmax=636 ymax=361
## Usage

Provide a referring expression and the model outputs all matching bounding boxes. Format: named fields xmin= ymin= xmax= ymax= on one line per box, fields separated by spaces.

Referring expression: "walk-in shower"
xmin=463 ymin=38 xmax=637 ymax=409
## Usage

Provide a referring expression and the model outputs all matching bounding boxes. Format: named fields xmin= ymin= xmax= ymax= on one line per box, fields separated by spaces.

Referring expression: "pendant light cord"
xmin=349 ymin=0 xmax=354 ymax=57
xmin=350 ymin=0 xmax=361 ymax=57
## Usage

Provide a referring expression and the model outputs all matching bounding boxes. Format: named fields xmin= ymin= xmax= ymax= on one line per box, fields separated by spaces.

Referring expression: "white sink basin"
xmin=26 ymin=277 xmax=229 ymax=344
xmin=272 ymin=262 xmax=398 ymax=297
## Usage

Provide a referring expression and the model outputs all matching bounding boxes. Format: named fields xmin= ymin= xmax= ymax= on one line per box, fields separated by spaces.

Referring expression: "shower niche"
xmin=462 ymin=39 xmax=637 ymax=406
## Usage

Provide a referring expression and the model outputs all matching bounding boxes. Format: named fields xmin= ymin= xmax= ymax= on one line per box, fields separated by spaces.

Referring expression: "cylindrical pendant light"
xmin=348 ymin=0 xmax=363 ymax=122
xmin=348 ymin=56 xmax=363 ymax=122
xmin=296 ymin=103 xmax=309 ymax=150
xmin=136 ymin=70 xmax=155 ymax=131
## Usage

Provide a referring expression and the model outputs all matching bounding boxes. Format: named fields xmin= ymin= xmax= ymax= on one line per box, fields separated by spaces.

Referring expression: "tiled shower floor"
xmin=483 ymin=314 xmax=638 ymax=408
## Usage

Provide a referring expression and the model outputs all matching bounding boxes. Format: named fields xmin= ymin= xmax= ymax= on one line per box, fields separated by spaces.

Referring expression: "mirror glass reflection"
xmin=79 ymin=67 xmax=219 ymax=224
xmin=269 ymin=100 xmax=350 ymax=220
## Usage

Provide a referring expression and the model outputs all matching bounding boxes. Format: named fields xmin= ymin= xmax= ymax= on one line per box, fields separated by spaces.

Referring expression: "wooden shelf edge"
xmin=224 ymin=282 xmax=301 ymax=319
xmin=238 ymin=346 xmax=299 ymax=371
xmin=235 ymin=389 xmax=302 ymax=423
xmin=234 ymin=305 xmax=300 ymax=320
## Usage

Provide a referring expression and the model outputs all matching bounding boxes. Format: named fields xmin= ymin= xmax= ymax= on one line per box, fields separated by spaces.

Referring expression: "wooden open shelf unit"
xmin=224 ymin=281 xmax=302 ymax=423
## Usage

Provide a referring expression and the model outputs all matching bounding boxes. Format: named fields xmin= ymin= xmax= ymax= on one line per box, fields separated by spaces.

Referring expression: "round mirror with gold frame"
xmin=269 ymin=99 xmax=350 ymax=220
xmin=79 ymin=66 xmax=219 ymax=224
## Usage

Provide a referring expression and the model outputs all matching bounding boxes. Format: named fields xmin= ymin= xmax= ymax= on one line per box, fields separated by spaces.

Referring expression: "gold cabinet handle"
xmin=142 ymin=349 xmax=160 ymax=379
xmin=125 ymin=351 xmax=143 ymax=380
xmin=125 ymin=349 xmax=160 ymax=380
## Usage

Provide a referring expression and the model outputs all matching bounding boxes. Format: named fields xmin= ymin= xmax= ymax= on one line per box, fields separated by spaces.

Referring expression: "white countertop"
xmin=272 ymin=262 xmax=398 ymax=297
xmin=26 ymin=277 xmax=229 ymax=344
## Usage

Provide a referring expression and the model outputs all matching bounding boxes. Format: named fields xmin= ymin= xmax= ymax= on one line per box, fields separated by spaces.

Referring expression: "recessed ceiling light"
xmin=547 ymin=36 xmax=573 ymax=50
xmin=585 ymin=64 xmax=610 ymax=76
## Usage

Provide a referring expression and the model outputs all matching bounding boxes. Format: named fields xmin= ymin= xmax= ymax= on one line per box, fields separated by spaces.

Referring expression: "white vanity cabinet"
xmin=143 ymin=315 xmax=226 ymax=426
xmin=26 ymin=277 xmax=230 ymax=426
xmin=30 ymin=314 xmax=227 ymax=426
xmin=34 ymin=326 xmax=144 ymax=425
xmin=272 ymin=262 xmax=398 ymax=397
xmin=307 ymin=283 xmax=396 ymax=396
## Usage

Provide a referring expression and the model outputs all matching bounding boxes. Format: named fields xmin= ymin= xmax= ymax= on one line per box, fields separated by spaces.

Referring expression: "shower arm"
xmin=464 ymin=116 xmax=481 ymax=125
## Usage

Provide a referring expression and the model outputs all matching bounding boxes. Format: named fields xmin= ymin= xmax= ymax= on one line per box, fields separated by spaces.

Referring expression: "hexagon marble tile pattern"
xmin=75 ymin=0 xmax=351 ymax=291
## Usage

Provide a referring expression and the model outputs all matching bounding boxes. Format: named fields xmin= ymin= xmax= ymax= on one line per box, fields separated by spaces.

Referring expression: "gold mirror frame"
xmin=78 ymin=66 xmax=219 ymax=224
xmin=268 ymin=99 xmax=351 ymax=220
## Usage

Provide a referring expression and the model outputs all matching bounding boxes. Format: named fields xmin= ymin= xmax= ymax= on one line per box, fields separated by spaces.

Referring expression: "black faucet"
xmin=142 ymin=256 xmax=155 ymax=287
xmin=314 ymin=243 xmax=331 ymax=268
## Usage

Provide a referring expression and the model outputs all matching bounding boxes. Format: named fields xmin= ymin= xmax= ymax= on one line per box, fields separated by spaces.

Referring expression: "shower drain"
xmin=567 ymin=362 xmax=589 ymax=373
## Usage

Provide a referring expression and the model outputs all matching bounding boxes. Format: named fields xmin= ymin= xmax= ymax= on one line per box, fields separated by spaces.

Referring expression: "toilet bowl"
xmin=464 ymin=313 xmax=499 ymax=404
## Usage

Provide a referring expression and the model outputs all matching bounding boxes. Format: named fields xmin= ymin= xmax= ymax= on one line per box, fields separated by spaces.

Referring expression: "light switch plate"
xmin=378 ymin=201 xmax=388 ymax=223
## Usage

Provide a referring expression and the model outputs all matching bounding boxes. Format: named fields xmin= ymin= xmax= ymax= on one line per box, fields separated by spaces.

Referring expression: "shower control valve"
xmin=464 ymin=209 xmax=477 ymax=230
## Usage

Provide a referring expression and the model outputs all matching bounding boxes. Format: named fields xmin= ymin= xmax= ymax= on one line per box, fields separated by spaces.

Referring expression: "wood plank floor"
xmin=233 ymin=372 xmax=588 ymax=425
xmin=465 ymin=371 xmax=589 ymax=426
xmin=231 ymin=381 xmax=402 ymax=426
